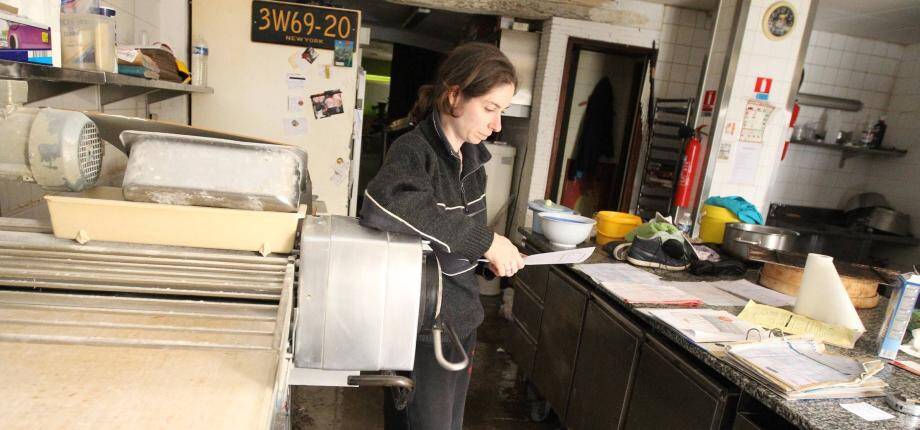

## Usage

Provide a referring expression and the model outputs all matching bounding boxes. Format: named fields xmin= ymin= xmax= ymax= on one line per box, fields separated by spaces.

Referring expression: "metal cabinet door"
xmin=512 ymin=280 xmax=544 ymax=340
xmin=514 ymin=244 xmax=550 ymax=300
xmin=566 ymin=298 xmax=643 ymax=430
xmin=624 ymin=335 xmax=738 ymax=430
xmin=507 ymin=316 xmax=538 ymax=378
xmin=531 ymin=267 xmax=589 ymax=421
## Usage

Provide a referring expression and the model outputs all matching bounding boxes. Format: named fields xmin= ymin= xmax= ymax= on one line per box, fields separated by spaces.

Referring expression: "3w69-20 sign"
xmin=251 ymin=1 xmax=360 ymax=50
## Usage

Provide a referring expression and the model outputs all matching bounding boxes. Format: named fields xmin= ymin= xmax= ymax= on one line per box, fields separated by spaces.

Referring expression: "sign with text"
xmin=251 ymin=0 xmax=360 ymax=50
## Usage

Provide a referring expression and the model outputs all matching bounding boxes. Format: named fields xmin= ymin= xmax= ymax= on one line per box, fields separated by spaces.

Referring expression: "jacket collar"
xmin=420 ymin=110 xmax=492 ymax=176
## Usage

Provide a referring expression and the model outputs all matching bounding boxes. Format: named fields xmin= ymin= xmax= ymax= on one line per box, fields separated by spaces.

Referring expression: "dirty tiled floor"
xmin=291 ymin=294 xmax=559 ymax=429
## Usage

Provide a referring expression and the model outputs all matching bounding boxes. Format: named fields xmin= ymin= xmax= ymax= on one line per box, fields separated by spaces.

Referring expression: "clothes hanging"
xmin=570 ymin=76 xmax=615 ymax=180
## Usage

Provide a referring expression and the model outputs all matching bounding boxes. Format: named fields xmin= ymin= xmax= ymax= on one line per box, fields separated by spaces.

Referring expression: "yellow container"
xmin=594 ymin=211 xmax=642 ymax=245
xmin=45 ymin=186 xmax=305 ymax=255
xmin=699 ymin=204 xmax=740 ymax=244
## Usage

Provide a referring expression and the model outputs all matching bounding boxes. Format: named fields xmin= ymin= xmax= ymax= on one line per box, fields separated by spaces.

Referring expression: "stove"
xmin=766 ymin=204 xmax=919 ymax=264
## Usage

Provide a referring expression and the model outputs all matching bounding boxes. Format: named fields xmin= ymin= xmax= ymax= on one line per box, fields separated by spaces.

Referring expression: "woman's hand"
xmin=484 ymin=233 xmax=525 ymax=277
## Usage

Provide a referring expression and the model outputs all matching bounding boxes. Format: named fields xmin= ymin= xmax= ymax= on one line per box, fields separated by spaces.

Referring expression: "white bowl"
xmin=538 ymin=212 xmax=596 ymax=248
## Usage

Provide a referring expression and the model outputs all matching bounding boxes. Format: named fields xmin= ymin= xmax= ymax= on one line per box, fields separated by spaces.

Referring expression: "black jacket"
xmin=360 ymin=112 xmax=494 ymax=340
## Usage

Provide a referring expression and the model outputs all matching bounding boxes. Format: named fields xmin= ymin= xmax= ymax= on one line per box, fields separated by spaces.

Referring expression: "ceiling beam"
xmin=385 ymin=0 xmax=654 ymax=27
xmin=402 ymin=7 xmax=431 ymax=29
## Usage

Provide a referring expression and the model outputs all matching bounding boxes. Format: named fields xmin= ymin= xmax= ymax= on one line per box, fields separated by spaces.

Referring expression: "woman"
xmin=359 ymin=42 xmax=525 ymax=430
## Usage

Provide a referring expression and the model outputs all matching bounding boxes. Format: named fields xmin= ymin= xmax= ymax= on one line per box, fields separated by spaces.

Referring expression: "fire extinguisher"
xmin=674 ymin=125 xmax=706 ymax=209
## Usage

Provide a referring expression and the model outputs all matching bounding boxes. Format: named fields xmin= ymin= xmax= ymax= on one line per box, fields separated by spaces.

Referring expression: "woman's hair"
xmin=409 ymin=42 xmax=518 ymax=124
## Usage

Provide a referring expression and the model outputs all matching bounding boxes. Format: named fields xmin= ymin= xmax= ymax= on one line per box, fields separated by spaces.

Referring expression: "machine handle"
xmin=431 ymin=318 xmax=469 ymax=372
xmin=347 ymin=374 xmax=414 ymax=389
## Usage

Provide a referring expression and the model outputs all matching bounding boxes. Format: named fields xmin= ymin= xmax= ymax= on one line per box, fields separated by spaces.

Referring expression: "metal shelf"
xmin=791 ymin=139 xmax=907 ymax=167
xmin=0 ymin=59 xmax=212 ymax=106
xmin=795 ymin=92 xmax=862 ymax=111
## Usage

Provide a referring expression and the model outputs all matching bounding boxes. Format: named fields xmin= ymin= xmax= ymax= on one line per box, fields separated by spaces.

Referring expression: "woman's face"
xmin=449 ymin=83 xmax=515 ymax=144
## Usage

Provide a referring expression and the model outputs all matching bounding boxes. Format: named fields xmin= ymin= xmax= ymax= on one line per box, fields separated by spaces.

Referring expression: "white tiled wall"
xmin=1 ymin=0 xmax=190 ymax=218
xmin=656 ymin=6 xmax=714 ymax=99
xmin=704 ymin=0 xmax=814 ymax=213
xmin=768 ymin=31 xmax=907 ymax=208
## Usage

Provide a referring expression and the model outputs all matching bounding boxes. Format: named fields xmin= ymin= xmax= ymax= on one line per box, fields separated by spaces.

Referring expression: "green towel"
xmin=625 ymin=213 xmax=684 ymax=243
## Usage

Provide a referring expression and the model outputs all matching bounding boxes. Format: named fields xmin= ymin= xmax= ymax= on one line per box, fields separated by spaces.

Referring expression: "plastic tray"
xmin=45 ymin=187 xmax=305 ymax=255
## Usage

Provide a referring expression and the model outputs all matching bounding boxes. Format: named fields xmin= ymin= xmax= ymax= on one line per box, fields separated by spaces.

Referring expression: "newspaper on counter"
xmin=642 ymin=308 xmax=765 ymax=343
xmin=600 ymin=282 xmax=701 ymax=307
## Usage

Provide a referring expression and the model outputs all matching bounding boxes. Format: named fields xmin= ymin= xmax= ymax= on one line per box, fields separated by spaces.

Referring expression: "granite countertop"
xmin=520 ymin=229 xmax=920 ymax=430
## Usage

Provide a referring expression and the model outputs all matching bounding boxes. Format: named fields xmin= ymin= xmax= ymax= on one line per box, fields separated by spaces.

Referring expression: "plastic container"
xmin=45 ymin=186 xmax=306 ymax=255
xmin=594 ymin=211 xmax=642 ymax=245
xmin=192 ymin=36 xmax=208 ymax=87
xmin=60 ymin=13 xmax=116 ymax=72
xmin=699 ymin=204 xmax=740 ymax=244
xmin=538 ymin=212 xmax=596 ymax=248
xmin=528 ymin=199 xmax=575 ymax=235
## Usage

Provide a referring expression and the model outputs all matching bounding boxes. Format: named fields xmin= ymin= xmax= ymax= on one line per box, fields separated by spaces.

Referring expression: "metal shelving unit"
xmin=635 ymin=98 xmax=694 ymax=220
xmin=0 ymin=59 xmax=212 ymax=111
xmin=791 ymin=139 xmax=907 ymax=168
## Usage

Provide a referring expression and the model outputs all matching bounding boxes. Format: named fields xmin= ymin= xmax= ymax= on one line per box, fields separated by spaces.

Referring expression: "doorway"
xmin=546 ymin=38 xmax=654 ymax=216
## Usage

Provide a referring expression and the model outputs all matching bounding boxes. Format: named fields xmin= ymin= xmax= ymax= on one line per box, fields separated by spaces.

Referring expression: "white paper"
xmin=794 ymin=254 xmax=865 ymax=332
xmin=729 ymin=141 xmax=762 ymax=186
xmin=840 ymin=403 xmax=894 ymax=422
xmin=643 ymin=308 xmax=763 ymax=342
xmin=666 ymin=282 xmax=748 ymax=307
xmin=283 ymin=117 xmax=308 ymax=136
xmin=573 ymin=263 xmax=661 ymax=284
xmin=524 ymin=247 xmax=595 ymax=265
xmin=600 ymin=282 xmax=701 ymax=305
xmin=728 ymin=339 xmax=871 ymax=389
xmin=711 ymin=279 xmax=795 ymax=307
xmin=740 ymin=99 xmax=775 ymax=143
xmin=286 ymin=73 xmax=306 ymax=90
xmin=900 ymin=343 xmax=920 ymax=359
xmin=288 ymin=95 xmax=305 ymax=112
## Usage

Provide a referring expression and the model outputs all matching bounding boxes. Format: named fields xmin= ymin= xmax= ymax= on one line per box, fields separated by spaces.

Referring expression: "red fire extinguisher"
xmin=674 ymin=125 xmax=706 ymax=209
xmin=781 ymin=102 xmax=800 ymax=161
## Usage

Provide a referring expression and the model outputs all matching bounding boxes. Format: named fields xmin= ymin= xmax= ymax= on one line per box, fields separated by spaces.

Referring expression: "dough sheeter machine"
xmin=0 ymin=81 xmax=466 ymax=429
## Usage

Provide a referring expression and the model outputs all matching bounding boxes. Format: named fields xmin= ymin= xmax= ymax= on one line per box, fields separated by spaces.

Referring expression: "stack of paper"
xmin=710 ymin=279 xmax=795 ymax=307
xmin=725 ymin=338 xmax=886 ymax=400
xmin=737 ymin=301 xmax=863 ymax=348
xmin=574 ymin=263 xmax=661 ymax=284
xmin=600 ymin=282 xmax=701 ymax=306
xmin=643 ymin=308 xmax=764 ymax=342
xmin=664 ymin=282 xmax=749 ymax=307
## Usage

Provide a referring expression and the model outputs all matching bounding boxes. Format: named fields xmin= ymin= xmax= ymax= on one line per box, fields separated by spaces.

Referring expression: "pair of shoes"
xmin=612 ymin=213 xmax=694 ymax=271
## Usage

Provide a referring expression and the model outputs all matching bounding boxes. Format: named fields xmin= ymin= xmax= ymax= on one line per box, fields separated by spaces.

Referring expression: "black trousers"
xmin=384 ymin=332 xmax=477 ymax=430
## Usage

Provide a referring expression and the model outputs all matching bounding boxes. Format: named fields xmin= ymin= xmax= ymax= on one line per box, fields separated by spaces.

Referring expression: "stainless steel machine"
xmin=0 ymin=81 xmax=467 ymax=428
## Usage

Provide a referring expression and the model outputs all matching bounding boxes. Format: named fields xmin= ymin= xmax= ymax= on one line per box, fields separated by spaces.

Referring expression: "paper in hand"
xmin=523 ymin=247 xmax=595 ymax=265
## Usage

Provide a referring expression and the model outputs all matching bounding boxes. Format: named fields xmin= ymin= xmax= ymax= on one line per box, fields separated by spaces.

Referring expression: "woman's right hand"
xmin=484 ymin=233 xmax=525 ymax=277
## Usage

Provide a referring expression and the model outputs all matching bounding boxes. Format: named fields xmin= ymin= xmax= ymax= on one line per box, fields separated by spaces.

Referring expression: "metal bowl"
xmin=722 ymin=223 xmax=799 ymax=260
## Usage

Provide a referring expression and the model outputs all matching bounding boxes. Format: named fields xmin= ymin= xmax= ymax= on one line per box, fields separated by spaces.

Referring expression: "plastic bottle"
xmin=191 ymin=36 xmax=208 ymax=87
xmin=815 ymin=109 xmax=828 ymax=142
xmin=869 ymin=116 xmax=887 ymax=148
xmin=675 ymin=206 xmax=693 ymax=234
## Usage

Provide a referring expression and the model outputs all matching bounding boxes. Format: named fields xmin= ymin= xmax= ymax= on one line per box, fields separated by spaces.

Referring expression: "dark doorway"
xmin=546 ymin=38 xmax=654 ymax=215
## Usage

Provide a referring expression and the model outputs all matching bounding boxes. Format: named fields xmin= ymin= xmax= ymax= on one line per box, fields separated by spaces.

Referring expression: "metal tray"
xmin=121 ymin=131 xmax=310 ymax=212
